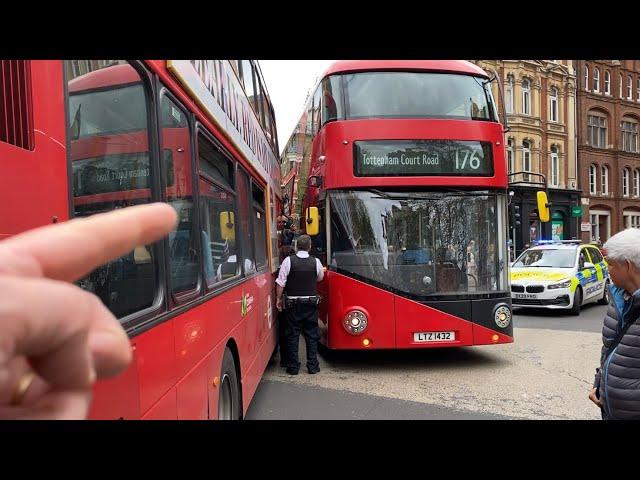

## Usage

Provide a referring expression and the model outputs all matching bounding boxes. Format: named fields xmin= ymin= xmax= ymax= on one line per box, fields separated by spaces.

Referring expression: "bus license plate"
xmin=413 ymin=331 xmax=455 ymax=343
xmin=514 ymin=293 xmax=537 ymax=299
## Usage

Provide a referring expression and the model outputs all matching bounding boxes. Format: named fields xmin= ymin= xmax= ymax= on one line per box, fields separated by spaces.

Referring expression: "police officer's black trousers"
xmin=285 ymin=302 xmax=320 ymax=373
xmin=277 ymin=310 xmax=288 ymax=366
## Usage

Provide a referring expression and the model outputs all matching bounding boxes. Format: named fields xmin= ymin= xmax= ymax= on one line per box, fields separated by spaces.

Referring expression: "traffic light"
xmin=509 ymin=204 xmax=521 ymax=227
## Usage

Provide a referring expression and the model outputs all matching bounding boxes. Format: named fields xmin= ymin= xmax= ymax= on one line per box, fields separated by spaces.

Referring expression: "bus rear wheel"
xmin=218 ymin=347 xmax=242 ymax=420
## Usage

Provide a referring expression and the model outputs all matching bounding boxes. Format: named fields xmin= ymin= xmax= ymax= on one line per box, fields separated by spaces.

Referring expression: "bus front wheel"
xmin=218 ymin=347 xmax=242 ymax=420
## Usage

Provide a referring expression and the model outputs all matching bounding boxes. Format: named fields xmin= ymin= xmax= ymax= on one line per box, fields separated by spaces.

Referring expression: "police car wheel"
xmin=570 ymin=287 xmax=582 ymax=316
xmin=598 ymin=280 xmax=610 ymax=305
xmin=218 ymin=347 xmax=242 ymax=420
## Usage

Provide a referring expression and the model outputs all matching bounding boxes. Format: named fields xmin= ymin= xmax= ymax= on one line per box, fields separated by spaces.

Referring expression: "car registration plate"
xmin=514 ymin=293 xmax=537 ymax=299
xmin=413 ymin=331 xmax=455 ymax=343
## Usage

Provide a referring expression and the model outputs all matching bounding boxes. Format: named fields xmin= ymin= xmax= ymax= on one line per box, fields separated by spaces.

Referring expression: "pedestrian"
xmin=275 ymin=234 xmax=324 ymax=375
xmin=589 ymin=228 xmax=640 ymax=420
xmin=283 ymin=222 xmax=299 ymax=248
xmin=0 ymin=203 xmax=177 ymax=419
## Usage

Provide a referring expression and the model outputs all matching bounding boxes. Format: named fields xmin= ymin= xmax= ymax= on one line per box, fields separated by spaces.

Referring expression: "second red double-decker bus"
xmin=281 ymin=60 xmax=517 ymax=350
xmin=1 ymin=59 xmax=281 ymax=419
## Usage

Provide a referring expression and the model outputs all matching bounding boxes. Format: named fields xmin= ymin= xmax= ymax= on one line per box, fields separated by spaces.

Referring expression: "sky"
xmin=259 ymin=60 xmax=335 ymax=155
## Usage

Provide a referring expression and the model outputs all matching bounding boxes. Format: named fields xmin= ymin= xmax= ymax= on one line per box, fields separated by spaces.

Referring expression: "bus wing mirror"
xmin=537 ymin=191 xmax=550 ymax=222
xmin=305 ymin=207 xmax=320 ymax=236
xmin=219 ymin=211 xmax=236 ymax=241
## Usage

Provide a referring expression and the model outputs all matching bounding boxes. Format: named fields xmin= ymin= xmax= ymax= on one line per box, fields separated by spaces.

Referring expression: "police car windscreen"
xmin=513 ymin=249 xmax=575 ymax=268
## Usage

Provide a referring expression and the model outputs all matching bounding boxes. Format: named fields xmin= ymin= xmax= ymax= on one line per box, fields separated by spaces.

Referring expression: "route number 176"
xmin=455 ymin=149 xmax=481 ymax=170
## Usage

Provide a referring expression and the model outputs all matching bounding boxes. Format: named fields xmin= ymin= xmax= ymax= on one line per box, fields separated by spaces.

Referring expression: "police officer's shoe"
xmin=286 ymin=368 xmax=299 ymax=375
xmin=307 ymin=367 xmax=320 ymax=374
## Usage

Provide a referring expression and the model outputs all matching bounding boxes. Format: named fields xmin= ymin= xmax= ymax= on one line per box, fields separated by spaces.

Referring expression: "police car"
xmin=510 ymin=240 xmax=610 ymax=315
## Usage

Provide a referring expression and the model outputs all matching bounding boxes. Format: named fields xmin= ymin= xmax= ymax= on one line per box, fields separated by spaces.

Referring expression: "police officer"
xmin=276 ymin=234 xmax=324 ymax=375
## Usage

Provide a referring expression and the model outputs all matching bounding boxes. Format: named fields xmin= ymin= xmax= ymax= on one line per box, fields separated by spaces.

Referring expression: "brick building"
xmin=471 ymin=60 xmax=580 ymax=254
xmin=574 ymin=60 xmax=640 ymax=243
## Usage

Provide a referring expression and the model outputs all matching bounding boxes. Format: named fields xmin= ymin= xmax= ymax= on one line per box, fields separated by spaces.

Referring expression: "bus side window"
xmin=197 ymin=132 xmax=239 ymax=287
xmin=65 ymin=60 xmax=160 ymax=320
xmin=251 ymin=182 xmax=268 ymax=271
xmin=321 ymin=76 xmax=342 ymax=125
xmin=160 ymin=94 xmax=200 ymax=297
xmin=237 ymin=167 xmax=256 ymax=275
xmin=312 ymin=86 xmax=322 ymax=135
xmin=199 ymin=179 xmax=240 ymax=287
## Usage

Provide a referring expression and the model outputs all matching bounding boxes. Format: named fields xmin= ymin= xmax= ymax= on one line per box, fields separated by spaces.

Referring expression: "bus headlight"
xmin=343 ymin=310 xmax=368 ymax=335
xmin=494 ymin=304 xmax=511 ymax=328
xmin=548 ymin=279 xmax=571 ymax=289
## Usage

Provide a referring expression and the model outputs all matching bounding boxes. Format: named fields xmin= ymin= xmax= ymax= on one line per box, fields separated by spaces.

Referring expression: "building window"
xmin=627 ymin=75 xmax=633 ymax=100
xmin=623 ymin=168 xmax=630 ymax=197
xmin=550 ymin=87 xmax=558 ymax=122
xmin=589 ymin=164 xmax=598 ymax=195
xmin=635 ymin=169 xmax=640 ymax=197
xmin=620 ymin=73 xmax=623 ymax=98
xmin=605 ymin=70 xmax=611 ymax=95
xmin=507 ymin=138 xmax=514 ymax=173
xmin=624 ymin=211 xmax=640 ymax=229
xmin=593 ymin=68 xmax=600 ymax=93
xmin=637 ymin=78 xmax=640 ymax=102
xmin=550 ymin=146 xmax=559 ymax=187
xmin=601 ymin=165 xmax=609 ymax=195
xmin=523 ymin=140 xmax=531 ymax=181
xmin=584 ymin=66 xmax=589 ymax=91
xmin=621 ymin=118 xmax=638 ymax=153
xmin=587 ymin=113 xmax=607 ymax=148
xmin=505 ymin=75 xmax=514 ymax=114
xmin=522 ymin=78 xmax=531 ymax=115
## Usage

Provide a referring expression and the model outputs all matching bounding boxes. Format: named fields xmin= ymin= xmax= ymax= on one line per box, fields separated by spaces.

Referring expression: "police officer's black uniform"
xmin=283 ymin=254 xmax=321 ymax=375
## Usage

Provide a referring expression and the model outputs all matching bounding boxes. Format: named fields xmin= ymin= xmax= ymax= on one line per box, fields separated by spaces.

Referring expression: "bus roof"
xmin=68 ymin=63 xmax=139 ymax=93
xmin=321 ymin=60 xmax=489 ymax=79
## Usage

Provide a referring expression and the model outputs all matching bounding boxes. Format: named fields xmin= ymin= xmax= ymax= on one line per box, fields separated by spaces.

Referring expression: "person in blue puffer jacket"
xmin=589 ymin=228 xmax=640 ymax=420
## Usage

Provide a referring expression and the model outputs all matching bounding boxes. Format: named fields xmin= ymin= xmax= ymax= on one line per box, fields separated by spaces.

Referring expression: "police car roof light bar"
xmin=533 ymin=239 xmax=582 ymax=246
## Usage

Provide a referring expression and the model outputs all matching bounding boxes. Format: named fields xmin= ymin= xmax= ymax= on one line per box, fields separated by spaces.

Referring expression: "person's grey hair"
xmin=296 ymin=234 xmax=312 ymax=251
xmin=603 ymin=228 xmax=640 ymax=269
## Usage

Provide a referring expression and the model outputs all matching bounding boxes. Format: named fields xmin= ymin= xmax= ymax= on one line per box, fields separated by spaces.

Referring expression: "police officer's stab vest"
xmin=285 ymin=254 xmax=317 ymax=296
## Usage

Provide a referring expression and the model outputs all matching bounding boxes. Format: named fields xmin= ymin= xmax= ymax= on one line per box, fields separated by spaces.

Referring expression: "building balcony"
xmin=506 ymin=114 xmax=542 ymax=129
xmin=546 ymin=122 xmax=566 ymax=134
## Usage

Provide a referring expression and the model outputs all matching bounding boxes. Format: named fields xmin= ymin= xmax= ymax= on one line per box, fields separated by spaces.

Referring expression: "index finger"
xmin=0 ymin=203 xmax=177 ymax=282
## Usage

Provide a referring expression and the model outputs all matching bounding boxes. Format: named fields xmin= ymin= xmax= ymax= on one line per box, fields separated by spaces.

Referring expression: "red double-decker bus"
xmin=0 ymin=59 xmax=281 ymax=419
xmin=282 ymin=60 xmax=521 ymax=351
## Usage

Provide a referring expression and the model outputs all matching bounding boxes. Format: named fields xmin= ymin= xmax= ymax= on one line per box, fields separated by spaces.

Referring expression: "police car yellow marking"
xmin=570 ymin=277 xmax=579 ymax=293
xmin=510 ymin=269 xmax=568 ymax=281
xmin=595 ymin=262 xmax=604 ymax=281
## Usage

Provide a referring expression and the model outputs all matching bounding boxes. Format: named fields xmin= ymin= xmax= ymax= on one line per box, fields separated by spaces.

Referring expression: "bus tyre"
xmin=570 ymin=287 xmax=582 ymax=316
xmin=598 ymin=281 xmax=610 ymax=305
xmin=218 ymin=347 xmax=242 ymax=420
